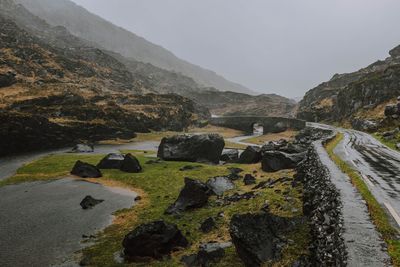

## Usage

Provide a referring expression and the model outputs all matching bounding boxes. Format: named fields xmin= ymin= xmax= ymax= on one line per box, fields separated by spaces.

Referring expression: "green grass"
xmin=373 ymin=133 xmax=399 ymax=151
xmin=325 ymin=134 xmax=400 ymax=266
xmin=2 ymin=151 xmax=309 ymax=266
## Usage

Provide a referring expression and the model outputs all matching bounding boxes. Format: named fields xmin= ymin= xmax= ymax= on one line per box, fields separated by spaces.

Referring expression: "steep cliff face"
xmin=298 ymin=45 xmax=400 ymax=124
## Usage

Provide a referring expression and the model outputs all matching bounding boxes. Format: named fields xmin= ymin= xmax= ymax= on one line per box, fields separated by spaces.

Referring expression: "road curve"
xmin=309 ymin=122 xmax=400 ymax=228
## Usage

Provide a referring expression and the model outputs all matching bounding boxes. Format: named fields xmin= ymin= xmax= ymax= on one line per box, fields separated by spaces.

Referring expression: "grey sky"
xmin=71 ymin=0 xmax=400 ymax=98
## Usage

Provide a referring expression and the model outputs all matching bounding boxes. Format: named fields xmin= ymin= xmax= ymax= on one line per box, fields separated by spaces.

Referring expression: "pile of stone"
xmin=296 ymin=146 xmax=347 ymax=266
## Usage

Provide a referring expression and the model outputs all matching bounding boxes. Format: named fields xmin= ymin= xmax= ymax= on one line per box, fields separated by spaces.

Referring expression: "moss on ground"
xmin=2 ymin=150 xmax=308 ymax=266
xmin=325 ymin=134 xmax=400 ymax=266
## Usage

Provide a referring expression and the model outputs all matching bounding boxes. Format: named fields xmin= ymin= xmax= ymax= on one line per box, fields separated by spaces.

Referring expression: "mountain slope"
xmin=0 ymin=0 xmax=209 ymax=156
xmin=15 ymin=0 xmax=256 ymax=95
xmin=297 ymin=45 xmax=400 ymax=125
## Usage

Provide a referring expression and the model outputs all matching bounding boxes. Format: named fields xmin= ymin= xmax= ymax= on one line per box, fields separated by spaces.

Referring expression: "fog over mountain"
xmin=66 ymin=0 xmax=400 ymax=98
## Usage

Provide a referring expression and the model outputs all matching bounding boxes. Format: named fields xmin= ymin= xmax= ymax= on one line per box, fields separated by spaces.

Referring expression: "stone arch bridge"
xmin=209 ymin=116 xmax=306 ymax=134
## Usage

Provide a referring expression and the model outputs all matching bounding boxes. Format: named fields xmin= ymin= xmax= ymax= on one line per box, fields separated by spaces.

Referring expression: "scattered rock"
xmin=71 ymin=160 xmax=102 ymax=178
xmin=165 ymin=178 xmax=210 ymax=214
xmin=206 ymin=176 xmax=235 ymax=196
xmin=228 ymin=167 xmax=244 ymax=174
xmin=0 ymin=71 xmax=16 ymax=88
xmin=229 ymin=212 xmax=297 ymax=267
xmin=200 ymin=217 xmax=216 ymax=233
xmin=71 ymin=143 xmax=94 ymax=153
xmin=396 ymin=143 xmax=400 ymax=150
xmin=97 ymin=153 xmax=124 ymax=169
xmin=261 ymin=151 xmax=305 ymax=172
xmin=80 ymin=195 xmax=104 ymax=209
xmin=243 ymin=174 xmax=256 ymax=185
xmin=220 ymin=149 xmax=239 ymax=162
xmin=238 ymin=146 xmax=262 ymax=164
xmin=120 ymin=153 xmax=142 ymax=173
xmin=134 ymin=196 xmax=142 ymax=201
xmin=384 ymin=104 xmax=398 ymax=117
xmin=181 ymin=242 xmax=231 ymax=267
xmin=351 ymin=119 xmax=378 ymax=132
xmin=122 ymin=221 xmax=189 ymax=260
xmin=180 ymin=165 xmax=202 ymax=171
xmin=157 ymin=134 xmax=225 ymax=164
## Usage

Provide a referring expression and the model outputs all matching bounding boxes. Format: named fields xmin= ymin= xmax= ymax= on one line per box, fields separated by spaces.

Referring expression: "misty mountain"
xmin=15 ymin=0 xmax=256 ymax=95
xmin=297 ymin=44 xmax=400 ymax=123
xmin=0 ymin=0 xmax=210 ymax=155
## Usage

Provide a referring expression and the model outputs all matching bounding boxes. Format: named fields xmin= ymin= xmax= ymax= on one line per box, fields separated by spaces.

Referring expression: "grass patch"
xmin=2 ymin=150 xmax=308 ymax=266
xmin=373 ymin=133 xmax=399 ymax=151
xmin=325 ymin=134 xmax=400 ymax=266
xmin=242 ymin=130 xmax=298 ymax=145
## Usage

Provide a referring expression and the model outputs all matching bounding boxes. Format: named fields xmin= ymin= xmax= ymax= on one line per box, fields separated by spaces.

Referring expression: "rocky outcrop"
xmin=298 ymin=44 xmax=400 ymax=125
xmin=351 ymin=119 xmax=378 ymax=132
xmin=158 ymin=134 xmax=225 ymax=164
xmin=97 ymin=153 xmax=125 ymax=169
xmin=296 ymin=146 xmax=346 ymax=266
xmin=122 ymin=221 xmax=188 ymax=261
xmin=0 ymin=7 xmax=210 ymax=157
xmin=71 ymin=161 xmax=102 ymax=178
xmin=229 ymin=212 xmax=299 ymax=267
xmin=165 ymin=178 xmax=210 ymax=215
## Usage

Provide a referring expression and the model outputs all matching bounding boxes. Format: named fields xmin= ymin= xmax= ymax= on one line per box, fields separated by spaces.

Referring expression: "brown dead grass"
xmin=243 ymin=130 xmax=298 ymax=145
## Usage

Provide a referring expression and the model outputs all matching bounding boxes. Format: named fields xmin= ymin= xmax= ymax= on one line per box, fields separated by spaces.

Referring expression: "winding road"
xmin=309 ymin=122 xmax=400 ymax=228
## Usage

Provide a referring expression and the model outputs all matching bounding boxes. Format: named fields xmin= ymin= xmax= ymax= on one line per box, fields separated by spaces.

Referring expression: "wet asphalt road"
xmin=314 ymin=140 xmax=391 ymax=266
xmin=309 ymin=122 xmax=400 ymax=228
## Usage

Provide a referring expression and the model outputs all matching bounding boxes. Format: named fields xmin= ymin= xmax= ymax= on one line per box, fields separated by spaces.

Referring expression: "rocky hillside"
xmin=0 ymin=0 xmax=209 ymax=156
xmin=15 ymin=0 xmax=256 ymax=95
xmin=190 ymin=90 xmax=297 ymax=117
xmin=298 ymin=44 xmax=400 ymax=126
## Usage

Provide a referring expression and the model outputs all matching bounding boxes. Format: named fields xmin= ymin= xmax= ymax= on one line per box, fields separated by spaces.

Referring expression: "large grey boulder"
xmin=230 ymin=212 xmax=297 ymax=267
xmin=220 ymin=149 xmax=239 ymax=162
xmin=238 ymin=146 xmax=262 ymax=164
xmin=122 ymin=221 xmax=188 ymax=260
xmin=261 ymin=151 xmax=305 ymax=172
xmin=71 ymin=160 xmax=102 ymax=178
xmin=97 ymin=153 xmax=124 ymax=169
xmin=158 ymin=134 xmax=225 ymax=164
xmin=165 ymin=178 xmax=210 ymax=214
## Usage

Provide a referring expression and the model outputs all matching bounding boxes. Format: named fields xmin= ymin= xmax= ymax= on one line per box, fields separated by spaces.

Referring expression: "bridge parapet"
xmin=209 ymin=116 xmax=306 ymax=134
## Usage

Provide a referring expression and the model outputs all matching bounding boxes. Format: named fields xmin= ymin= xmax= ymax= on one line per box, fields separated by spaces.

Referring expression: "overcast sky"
xmin=71 ymin=0 xmax=400 ymax=98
